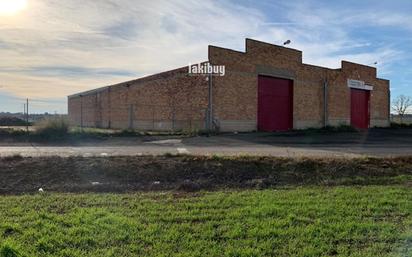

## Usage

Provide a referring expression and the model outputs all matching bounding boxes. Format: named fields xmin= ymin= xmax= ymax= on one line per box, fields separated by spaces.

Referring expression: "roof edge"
xmin=68 ymin=63 xmax=207 ymax=99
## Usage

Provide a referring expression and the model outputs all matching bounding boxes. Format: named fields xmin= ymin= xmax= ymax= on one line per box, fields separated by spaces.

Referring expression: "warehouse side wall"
xmin=68 ymin=67 xmax=209 ymax=131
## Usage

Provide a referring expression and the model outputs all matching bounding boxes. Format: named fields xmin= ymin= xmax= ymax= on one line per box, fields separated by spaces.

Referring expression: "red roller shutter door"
xmin=258 ymin=76 xmax=293 ymax=131
xmin=350 ymin=88 xmax=370 ymax=129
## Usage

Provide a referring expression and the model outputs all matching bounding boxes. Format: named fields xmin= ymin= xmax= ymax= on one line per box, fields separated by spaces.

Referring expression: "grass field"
xmin=0 ymin=186 xmax=411 ymax=257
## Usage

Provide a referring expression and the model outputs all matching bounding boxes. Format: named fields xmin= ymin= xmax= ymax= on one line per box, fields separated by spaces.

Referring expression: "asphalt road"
xmin=1 ymin=129 xmax=412 ymax=157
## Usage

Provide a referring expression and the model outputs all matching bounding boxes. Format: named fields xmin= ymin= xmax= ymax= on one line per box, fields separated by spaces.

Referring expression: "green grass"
xmin=390 ymin=122 xmax=412 ymax=129
xmin=0 ymin=187 xmax=411 ymax=257
xmin=0 ymin=126 xmax=193 ymax=142
xmin=292 ymin=125 xmax=359 ymax=134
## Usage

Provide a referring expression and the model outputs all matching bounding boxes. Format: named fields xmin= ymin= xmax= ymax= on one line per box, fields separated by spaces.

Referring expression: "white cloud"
xmin=0 ymin=0 xmax=265 ymax=107
xmin=0 ymin=0 xmax=409 ymax=112
xmin=250 ymin=1 xmax=405 ymax=74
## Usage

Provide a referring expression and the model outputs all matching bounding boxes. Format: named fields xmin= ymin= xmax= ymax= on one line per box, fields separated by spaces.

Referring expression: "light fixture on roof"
xmin=283 ymin=40 xmax=291 ymax=46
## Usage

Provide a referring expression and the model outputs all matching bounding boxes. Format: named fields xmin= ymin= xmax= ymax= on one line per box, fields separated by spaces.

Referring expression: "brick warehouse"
xmin=68 ymin=38 xmax=390 ymax=132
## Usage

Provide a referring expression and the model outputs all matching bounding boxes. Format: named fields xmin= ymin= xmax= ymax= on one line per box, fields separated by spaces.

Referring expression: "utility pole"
xmin=207 ymin=73 xmax=213 ymax=131
xmin=26 ymin=98 xmax=29 ymax=134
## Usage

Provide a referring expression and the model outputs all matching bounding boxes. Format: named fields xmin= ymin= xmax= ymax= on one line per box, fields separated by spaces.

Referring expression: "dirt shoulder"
xmin=1 ymin=155 xmax=411 ymax=194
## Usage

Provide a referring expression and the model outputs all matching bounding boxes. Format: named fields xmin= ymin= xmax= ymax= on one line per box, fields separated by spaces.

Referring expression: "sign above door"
xmin=347 ymin=79 xmax=373 ymax=91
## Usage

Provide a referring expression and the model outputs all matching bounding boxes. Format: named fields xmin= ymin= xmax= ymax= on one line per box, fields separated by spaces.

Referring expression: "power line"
xmin=2 ymin=96 xmax=66 ymax=104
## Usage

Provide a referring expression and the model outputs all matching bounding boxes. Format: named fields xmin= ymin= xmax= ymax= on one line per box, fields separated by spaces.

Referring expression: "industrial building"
xmin=68 ymin=38 xmax=390 ymax=132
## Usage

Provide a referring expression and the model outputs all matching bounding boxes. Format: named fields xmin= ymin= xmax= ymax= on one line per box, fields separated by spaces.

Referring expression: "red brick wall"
xmin=208 ymin=38 xmax=389 ymax=131
xmin=68 ymin=67 xmax=209 ymax=131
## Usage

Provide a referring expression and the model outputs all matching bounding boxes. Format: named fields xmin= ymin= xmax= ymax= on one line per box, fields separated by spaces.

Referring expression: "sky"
xmin=0 ymin=0 xmax=411 ymax=114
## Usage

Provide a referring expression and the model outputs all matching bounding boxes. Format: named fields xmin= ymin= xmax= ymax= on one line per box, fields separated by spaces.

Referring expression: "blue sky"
xmin=0 ymin=0 xmax=411 ymax=113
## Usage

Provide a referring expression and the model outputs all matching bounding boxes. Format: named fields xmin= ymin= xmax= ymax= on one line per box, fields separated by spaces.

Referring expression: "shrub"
xmin=294 ymin=125 xmax=358 ymax=134
xmin=34 ymin=117 xmax=69 ymax=139
xmin=0 ymin=128 xmax=26 ymax=137
xmin=390 ymin=122 xmax=412 ymax=128
xmin=324 ymin=124 xmax=358 ymax=132
xmin=0 ymin=117 xmax=28 ymax=126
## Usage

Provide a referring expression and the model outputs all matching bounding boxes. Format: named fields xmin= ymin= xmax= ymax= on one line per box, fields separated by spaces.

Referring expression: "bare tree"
xmin=392 ymin=95 xmax=412 ymax=123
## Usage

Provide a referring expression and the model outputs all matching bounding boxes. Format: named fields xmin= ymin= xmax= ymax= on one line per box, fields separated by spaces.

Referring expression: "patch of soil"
xmin=0 ymin=156 xmax=411 ymax=194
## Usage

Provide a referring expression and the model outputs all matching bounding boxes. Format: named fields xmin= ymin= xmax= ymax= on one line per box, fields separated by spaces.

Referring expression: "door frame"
xmin=350 ymin=88 xmax=371 ymax=129
xmin=257 ymin=75 xmax=294 ymax=131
